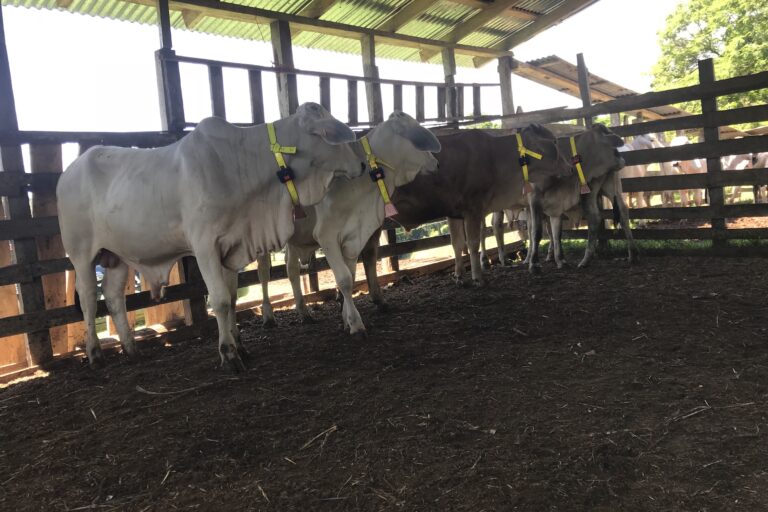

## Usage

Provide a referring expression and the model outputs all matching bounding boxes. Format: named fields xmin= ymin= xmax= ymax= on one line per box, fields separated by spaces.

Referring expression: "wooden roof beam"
xmin=420 ymin=0 xmax=521 ymax=61
xmin=296 ymin=0 xmax=338 ymax=19
xmin=377 ymin=0 xmax=441 ymax=33
xmin=473 ymin=0 xmax=599 ymax=67
xmin=448 ymin=0 xmax=538 ymax=21
xmin=125 ymin=0 xmax=514 ymax=60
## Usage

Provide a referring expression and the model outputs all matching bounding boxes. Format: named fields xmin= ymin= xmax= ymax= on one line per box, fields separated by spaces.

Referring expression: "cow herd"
xmin=55 ymin=102 xmax=762 ymax=371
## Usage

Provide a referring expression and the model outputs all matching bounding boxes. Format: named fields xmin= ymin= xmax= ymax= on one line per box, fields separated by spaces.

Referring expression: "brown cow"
xmin=358 ymin=124 xmax=572 ymax=304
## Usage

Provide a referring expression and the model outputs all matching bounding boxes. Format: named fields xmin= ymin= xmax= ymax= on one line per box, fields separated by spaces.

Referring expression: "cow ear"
xmin=592 ymin=124 xmax=624 ymax=147
xmin=396 ymin=123 xmax=441 ymax=153
xmin=301 ymin=116 xmax=356 ymax=145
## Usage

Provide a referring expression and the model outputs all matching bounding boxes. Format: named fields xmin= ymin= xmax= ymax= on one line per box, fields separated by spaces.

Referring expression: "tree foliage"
xmin=652 ymin=0 xmax=768 ymax=114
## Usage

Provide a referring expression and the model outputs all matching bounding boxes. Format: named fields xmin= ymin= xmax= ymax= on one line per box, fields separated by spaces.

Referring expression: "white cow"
xmin=722 ymin=153 xmax=753 ymax=204
xmin=57 ymin=103 xmax=362 ymax=370
xmin=754 ymin=153 xmax=768 ymax=203
xmin=669 ymin=135 xmax=705 ymax=207
xmin=619 ymin=134 xmax=676 ymax=208
xmin=256 ymin=112 xmax=441 ymax=335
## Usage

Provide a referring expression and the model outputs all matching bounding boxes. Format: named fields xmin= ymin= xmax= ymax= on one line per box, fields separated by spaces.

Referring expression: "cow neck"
xmin=569 ymin=135 xmax=591 ymax=194
xmin=359 ymin=134 xmax=398 ymax=218
xmin=267 ymin=122 xmax=306 ymax=220
xmin=515 ymin=132 xmax=543 ymax=195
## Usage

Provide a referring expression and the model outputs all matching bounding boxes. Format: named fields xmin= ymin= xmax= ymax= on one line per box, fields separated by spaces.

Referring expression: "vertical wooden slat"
xmin=208 ymin=64 xmax=226 ymax=119
xmin=576 ymin=53 xmax=593 ymax=128
xmin=270 ymin=20 xmax=299 ymax=117
xmin=386 ymin=228 xmax=399 ymax=272
xmin=248 ymin=69 xmax=265 ymax=125
xmin=308 ymin=255 xmax=320 ymax=293
xmin=153 ymin=0 xmax=185 ymax=132
xmin=415 ymin=85 xmax=425 ymax=122
xmin=472 ymin=84 xmax=481 ymax=118
xmin=0 ymin=6 xmax=52 ymax=365
xmin=393 ymin=83 xmax=403 ymax=112
xmin=156 ymin=0 xmax=173 ymax=50
xmin=699 ymin=58 xmax=726 ymax=248
xmin=456 ymin=86 xmax=464 ymax=120
xmin=442 ymin=48 xmax=456 ymax=125
xmin=437 ymin=86 xmax=446 ymax=121
xmin=347 ymin=79 xmax=358 ymax=125
xmin=179 ymin=257 xmax=209 ymax=326
xmin=497 ymin=55 xmax=515 ymax=129
xmin=30 ymin=144 xmax=67 ymax=355
xmin=0 ymin=199 xmax=25 ymax=369
xmin=361 ymin=34 xmax=384 ymax=125
xmin=319 ymin=76 xmax=331 ymax=111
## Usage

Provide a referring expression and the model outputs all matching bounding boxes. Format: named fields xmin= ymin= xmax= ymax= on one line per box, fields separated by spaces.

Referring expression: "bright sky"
xmin=3 ymin=0 xmax=687 ymax=133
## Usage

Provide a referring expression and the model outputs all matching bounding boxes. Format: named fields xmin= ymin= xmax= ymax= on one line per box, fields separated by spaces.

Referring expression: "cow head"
xmin=365 ymin=111 xmax=441 ymax=187
xmin=519 ymin=123 xmax=572 ymax=183
xmin=286 ymin=102 xmax=363 ymax=207
xmin=570 ymin=124 xmax=625 ymax=180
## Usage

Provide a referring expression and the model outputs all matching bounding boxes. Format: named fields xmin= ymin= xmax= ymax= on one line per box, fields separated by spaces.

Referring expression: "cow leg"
xmin=102 ymin=261 xmax=137 ymax=359
xmin=448 ymin=217 xmax=467 ymax=285
xmin=222 ymin=266 xmax=250 ymax=363
xmin=578 ymin=193 xmax=601 ymax=268
xmin=527 ymin=199 xmax=544 ymax=274
xmin=490 ymin=211 xmax=507 ymax=266
xmin=256 ymin=254 xmax=276 ymax=328
xmin=284 ymin=245 xmax=313 ymax=323
xmin=549 ymin=216 xmax=566 ymax=269
xmin=545 ymin=218 xmax=556 ymax=263
xmin=73 ymin=261 xmax=103 ymax=369
xmin=479 ymin=216 xmax=490 ymax=271
xmin=464 ymin=214 xmax=485 ymax=286
xmin=361 ymin=234 xmax=387 ymax=311
xmin=196 ymin=255 xmax=246 ymax=372
xmin=614 ymin=193 xmax=638 ymax=264
xmin=324 ymin=245 xmax=366 ymax=335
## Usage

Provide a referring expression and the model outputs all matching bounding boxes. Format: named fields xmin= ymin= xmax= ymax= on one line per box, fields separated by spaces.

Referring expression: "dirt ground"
xmin=2 ymin=254 xmax=768 ymax=511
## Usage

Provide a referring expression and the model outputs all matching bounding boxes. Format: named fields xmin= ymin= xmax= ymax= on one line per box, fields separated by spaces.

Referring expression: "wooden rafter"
xmin=377 ymin=0 xmax=441 ymax=33
xmin=122 ymin=0 xmax=515 ymax=60
xmin=181 ymin=9 xmax=204 ymax=28
xmin=297 ymin=0 xmax=338 ymax=19
xmin=449 ymin=0 xmax=538 ymax=21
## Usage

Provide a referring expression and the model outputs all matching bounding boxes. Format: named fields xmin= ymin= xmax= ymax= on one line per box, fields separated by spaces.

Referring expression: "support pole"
xmin=576 ymin=53 xmax=593 ymax=128
xmin=442 ymin=48 xmax=457 ymax=126
xmin=361 ymin=34 xmax=383 ymax=125
xmin=497 ymin=55 xmax=515 ymax=129
xmin=699 ymin=58 xmax=727 ymax=248
xmin=154 ymin=0 xmax=185 ymax=132
xmin=271 ymin=20 xmax=299 ymax=117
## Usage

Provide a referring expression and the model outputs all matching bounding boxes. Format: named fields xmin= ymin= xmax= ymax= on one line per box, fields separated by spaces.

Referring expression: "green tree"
xmin=651 ymin=0 xmax=768 ymax=114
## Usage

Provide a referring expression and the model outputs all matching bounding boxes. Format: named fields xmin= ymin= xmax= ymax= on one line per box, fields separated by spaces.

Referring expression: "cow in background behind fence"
xmin=669 ymin=135 xmax=706 ymax=207
xmin=57 ymin=103 xmax=362 ymax=371
xmin=619 ymin=134 xmax=676 ymax=208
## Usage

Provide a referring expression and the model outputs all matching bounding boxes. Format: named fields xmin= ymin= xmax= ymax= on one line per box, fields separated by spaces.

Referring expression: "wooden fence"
xmin=1 ymin=56 xmax=767 ymax=380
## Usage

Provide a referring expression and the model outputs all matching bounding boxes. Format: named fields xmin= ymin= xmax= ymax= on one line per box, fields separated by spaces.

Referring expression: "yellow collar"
xmin=267 ymin=122 xmax=305 ymax=219
xmin=569 ymin=136 xmax=591 ymax=194
xmin=361 ymin=135 xmax=398 ymax=218
xmin=515 ymin=132 xmax=543 ymax=194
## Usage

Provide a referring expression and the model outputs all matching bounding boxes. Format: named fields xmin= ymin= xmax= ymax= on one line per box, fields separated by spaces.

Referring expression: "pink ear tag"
xmin=384 ymin=202 xmax=399 ymax=217
xmin=580 ymin=183 xmax=591 ymax=194
xmin=293 ymin=204 xmax=307 ymax=220
xmin=523 ymin=181 xmax=533 ymax=195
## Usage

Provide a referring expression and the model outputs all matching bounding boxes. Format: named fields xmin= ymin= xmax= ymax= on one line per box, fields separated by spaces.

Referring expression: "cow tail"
xmin=74 ymin=290 xmax=82 ymax=314
xmin=612 ymin=197 xmax=621 ymax=226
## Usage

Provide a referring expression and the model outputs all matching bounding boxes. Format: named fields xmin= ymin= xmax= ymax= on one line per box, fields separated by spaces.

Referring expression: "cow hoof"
xmin=300 ymin=315 xmax=317 ymax=324
xmin=471 ymin=278 xmax=485 ymax=288
xmin=528 ymin=264 xmax=542 ymax=275
xmin=350 ymin=330 xmax=368 ymax=341
xmin=374 ymin=301 xmax=390 ymax=313
xmin=628 ymin=253 xmax=639 ymax=264
xmin=224 ymin=354 xmax=248 ymax=373
xmin=577 ymin=260 xmax=590 ymax=269
xmin=452 ymin=275 xmax=467 ymax=287
xmin=262 ymin=317 xmax=277 ymax=329
xmin=88 ymin=355 xmax=106 ymax=370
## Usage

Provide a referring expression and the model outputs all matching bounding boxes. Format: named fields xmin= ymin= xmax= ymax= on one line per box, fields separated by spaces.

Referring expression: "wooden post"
xmin=472 ymin=84 xmax=481 ymax=118
xmin=347 ymin=79 xmax=358 ymax=125
xmin=179 ymin=257 xmax=209 ymax=326
xmin=386 ymin=229 xmax=399 ymax=272
xmin=442 ymin=48 xmax=457 ymax=125
xmin=415 ymin=85 xmax=425 ymax=122
xmin=361 ymin=34 xmax=383 ymax=125
xmin=271 ymin=20 xmax=299 ymax=117
xmin=576 ymin=53 xmax=593 ymax=128
xmin=30 ymin=144 xmax=67 ymax=355
xmin=0 ymin=200 xmax=25 ymax=369
xmin=437 ymin=86 xmax=446 ymax=121
xmin=0 ymin=5 xmax=53 ymax=365
xmin=248 ymin=69 xmax=265 ymax=125
xmin=456 ymin=86 xmax=464 ymax=120
xmin=308 ymin=255 xmax=320 ymax=293
xmin=154 ymin=0 xmax=185 ymax=132
xmin=393 ymin=83 xmax=403 ymax=112
xmin=699 ymin=58 xmax=727 ymax=248
xmin=319 ymin=76 xmax=331 ymax=111
xmin=208 ymin=64 xmax=226 ymax=119
xmin=497 ymin=55 xmax=515 ymax=129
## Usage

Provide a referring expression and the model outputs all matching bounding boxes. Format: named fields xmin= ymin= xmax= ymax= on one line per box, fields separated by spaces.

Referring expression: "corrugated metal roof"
xmin=2 ymin=0 xmax=598 ymax=66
